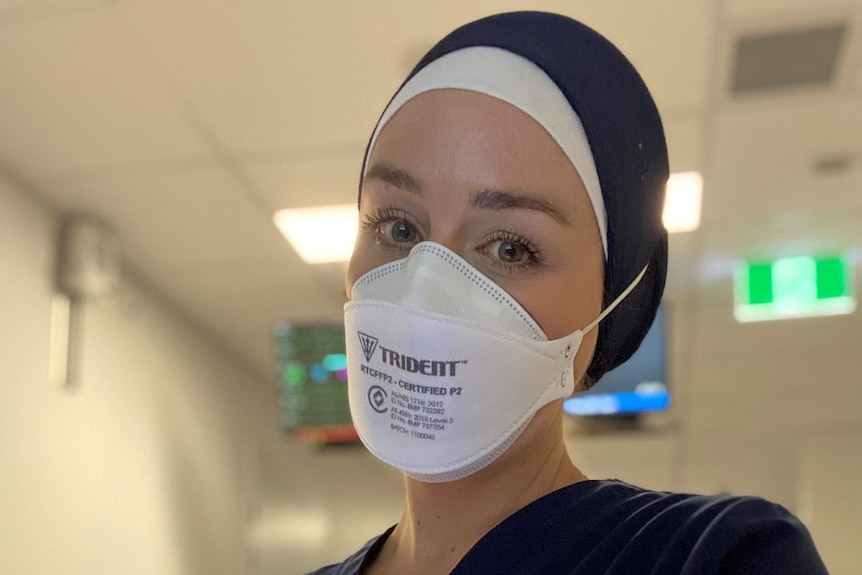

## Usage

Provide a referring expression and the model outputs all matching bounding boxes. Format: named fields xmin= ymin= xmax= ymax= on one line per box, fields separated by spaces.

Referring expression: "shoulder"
xmin=698 ymin=496 xmax=829 ymax=575
xmin=456 ymin=480 xmax=827 ymax=575
xmin=567 ymin=481 xmax=829 ymax=575
xmin=592 ymin=482 xmax=826 ymax=575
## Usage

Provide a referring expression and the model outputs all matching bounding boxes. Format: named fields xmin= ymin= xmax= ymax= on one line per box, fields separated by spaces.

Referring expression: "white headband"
xmin=363 ymin=46 xmax=608 ymax=258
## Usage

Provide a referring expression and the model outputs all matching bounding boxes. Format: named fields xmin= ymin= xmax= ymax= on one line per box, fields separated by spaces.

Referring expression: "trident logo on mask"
xmin=357 ymin=331 xmax=379 ymax=362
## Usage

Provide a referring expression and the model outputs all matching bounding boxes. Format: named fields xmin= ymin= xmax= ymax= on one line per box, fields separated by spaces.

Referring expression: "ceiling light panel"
xmin=274 ymin=205 xmax=358 ymax=264
xmin=663 ymin=171 xmax=703 ymax=233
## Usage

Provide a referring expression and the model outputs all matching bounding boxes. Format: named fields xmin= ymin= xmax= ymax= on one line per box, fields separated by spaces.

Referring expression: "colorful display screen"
xmin=273 ymin=320 xmax=358 ymax=444
xmin=564 ymin=307 xmax=670 ymax=417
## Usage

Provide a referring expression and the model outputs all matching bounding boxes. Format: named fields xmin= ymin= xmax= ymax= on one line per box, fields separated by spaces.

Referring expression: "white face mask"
xmin=344 ymin=242 xmax=643 ymax=483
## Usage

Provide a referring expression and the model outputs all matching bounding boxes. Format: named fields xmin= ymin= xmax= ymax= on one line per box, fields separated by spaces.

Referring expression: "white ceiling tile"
xmin=243 ymin=151 xmax=365 ymax=210
xmin=535 ymin=0 xmax=712 ymax=112
xmin=723 ymin=0 xmax=860 ymax=20
xmin=109 ymin=0 xmax=710 ymax=155
xmin=0 ymin=8 xmax=214 ymax=174
xmin=38 ymin=165 xmax=294 ymax=272
xmin=704 ymin=96 xmax=862 ymax=228
xmin=697 ymin=207 xmax=862 ymax=273
xmin=714 ymin=3 xmax=861 ymax=103
xmin=109 ymin=0 xmax=421 ymax=155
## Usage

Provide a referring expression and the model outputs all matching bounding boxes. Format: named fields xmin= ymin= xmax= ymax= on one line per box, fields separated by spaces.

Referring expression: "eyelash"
xmin=362 ymin=206 xmax=544 ymax=274
xmin=362 ymin=207 xmax=422 ymax=249
xmin=480 ymin=229 xmax=544 ymax=274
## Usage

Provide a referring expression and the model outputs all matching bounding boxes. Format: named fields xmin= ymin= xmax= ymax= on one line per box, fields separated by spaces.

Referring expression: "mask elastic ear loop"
xmin=582 ymin=264 xmax=649 ymax=334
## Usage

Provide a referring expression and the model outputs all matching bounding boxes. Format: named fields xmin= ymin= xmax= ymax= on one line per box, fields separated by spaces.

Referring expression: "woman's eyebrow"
xmin=364 ymin=164 xmax=423 ymax=196
xmin=470 ymin=189 xmax=570 ymax=226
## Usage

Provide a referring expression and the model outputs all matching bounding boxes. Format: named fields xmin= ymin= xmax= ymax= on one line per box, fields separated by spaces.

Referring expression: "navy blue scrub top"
xmin=309 ymin=479 xmax=828 ymax=575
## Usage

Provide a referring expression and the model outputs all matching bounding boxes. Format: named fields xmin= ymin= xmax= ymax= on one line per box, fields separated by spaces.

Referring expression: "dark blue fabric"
xmin=309 ymin=480 xmax=827 ymax=575
xmin=359 ymin=12 xmax=670 ymax=384
xmin=308 ymin=526 xmax=394 ymax=575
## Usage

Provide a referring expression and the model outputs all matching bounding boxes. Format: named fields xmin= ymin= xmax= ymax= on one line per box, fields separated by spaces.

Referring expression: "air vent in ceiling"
xmin=731 ymin=22 xmax=848 ymax=94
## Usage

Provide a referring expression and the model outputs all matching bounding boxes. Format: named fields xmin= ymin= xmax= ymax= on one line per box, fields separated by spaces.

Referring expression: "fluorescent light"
xmin=663 ymin=171 xmax=703 ymax=233
xmin=273 ymin=205 xmax=358 ymax=263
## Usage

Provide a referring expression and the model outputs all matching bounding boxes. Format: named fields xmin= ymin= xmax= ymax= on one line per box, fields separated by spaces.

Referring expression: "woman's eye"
xmin=480 ymin=232 xmax=542 ymax=272
xmin=362 ymin=208 xmax=421 ymax=249
xmin=382 ymin=219 xmax=418 ymax=244
xmin=494 ymin=240 xmax=527 ymax=263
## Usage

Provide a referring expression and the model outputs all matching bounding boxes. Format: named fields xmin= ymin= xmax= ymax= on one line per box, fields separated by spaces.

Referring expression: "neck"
xmin=369 ymin=402 xmax=587 ymax=574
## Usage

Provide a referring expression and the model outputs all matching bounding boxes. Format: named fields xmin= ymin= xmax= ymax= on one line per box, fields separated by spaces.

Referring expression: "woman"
xmin=313 ymin=11 xmax=827 ymax=575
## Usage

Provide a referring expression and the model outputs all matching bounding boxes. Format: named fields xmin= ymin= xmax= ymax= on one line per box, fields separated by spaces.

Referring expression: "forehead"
xmin=366 ymin=89 xmax=591 ymax=218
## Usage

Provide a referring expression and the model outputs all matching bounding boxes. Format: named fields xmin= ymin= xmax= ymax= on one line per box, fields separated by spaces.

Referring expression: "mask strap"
xmin=582 ymin=264 xmax=649 ymax=334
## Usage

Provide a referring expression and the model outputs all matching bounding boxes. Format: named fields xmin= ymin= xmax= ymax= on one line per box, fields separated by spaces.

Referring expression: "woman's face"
xmin=348 ymin=89 xmax=604 ymax=380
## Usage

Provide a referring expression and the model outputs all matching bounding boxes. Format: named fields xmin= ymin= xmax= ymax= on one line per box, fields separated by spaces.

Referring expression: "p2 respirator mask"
xmin=344 ymin=242 xmax=644 ymax=483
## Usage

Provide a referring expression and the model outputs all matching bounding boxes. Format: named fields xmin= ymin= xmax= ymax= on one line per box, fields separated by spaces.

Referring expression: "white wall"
xmin=0 ymin=178 xmax=282 ymax=574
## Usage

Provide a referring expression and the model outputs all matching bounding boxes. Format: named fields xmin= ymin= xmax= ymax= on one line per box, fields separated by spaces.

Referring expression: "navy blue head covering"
xmin=361 ymin=11 xmax=668 ymax=385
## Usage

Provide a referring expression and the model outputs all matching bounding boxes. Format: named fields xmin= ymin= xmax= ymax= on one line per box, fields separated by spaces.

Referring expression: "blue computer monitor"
xmin=564 ymin=306 xmax=670 ymax=417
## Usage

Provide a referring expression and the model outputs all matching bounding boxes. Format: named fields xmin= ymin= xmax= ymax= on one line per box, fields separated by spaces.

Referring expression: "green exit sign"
xmin=734 ymin=254 xmax=856 ymax=322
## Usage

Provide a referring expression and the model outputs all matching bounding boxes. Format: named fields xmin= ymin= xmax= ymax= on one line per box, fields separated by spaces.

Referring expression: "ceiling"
xmin=2 ymin=0 xmax=860 ymax=382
